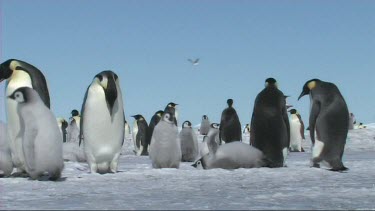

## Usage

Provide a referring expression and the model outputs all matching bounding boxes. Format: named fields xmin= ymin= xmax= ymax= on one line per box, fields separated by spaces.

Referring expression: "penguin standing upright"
xmin=288 ymin=109 xmax=305 ymax=152
xmin=250 ymin=78 xmax=290 ymax=168
xmin=0 ymin=121 xmax=13 ymax=177
xmin=179 ymin=121 xmax=199 ymax=162
xmin=8 ymin=87 xmax=63 ymax=180
xmin=67 ymin=111 xmax=80 ymax=143
xmin=164 ymin=102 xmax=178 ymax=126
xmin=57 ymin=118 xmax=68 ymax=143
xmin=80 ymin=71 xmax=125 ymax=174
xmin=124 ymin=120 xmax=131 ymax=140
xmin=199 ymin=115 xmax=210 ymax=135
xmin=131 ymin=114 xmax=149 ymax=156
xmin=148 ymin=110 xmax=163 ymax=144
xmin=298 ymin=79 xmax=349 ymax=171
xmin=219 ymin=99 xmax=242 ymax=144
xmin=0 ymin=59 xmax=50 ymax=174
xmin=149 ymin=112 xmax=181 ymax=168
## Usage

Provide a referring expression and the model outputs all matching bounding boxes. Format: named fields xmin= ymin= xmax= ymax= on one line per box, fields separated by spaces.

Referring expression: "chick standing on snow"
xmin=149 ymin=112 xmax=181 ymax=168
xmin=8 ymin=87 xmax=63 ymax=180
xmin=180 ymin=121 xmax=199 ymax=162
xmin=199 ymin=115 xmax=210 ymax=135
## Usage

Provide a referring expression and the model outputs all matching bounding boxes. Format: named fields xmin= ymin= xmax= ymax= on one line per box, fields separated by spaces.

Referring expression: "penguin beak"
xmin=298 ymin=91 xmax=307 ymax=101
xmin=7 ymin=94 xmax=15 ymax=100
xmin=192 ymin=163 xmax=197 ymax=168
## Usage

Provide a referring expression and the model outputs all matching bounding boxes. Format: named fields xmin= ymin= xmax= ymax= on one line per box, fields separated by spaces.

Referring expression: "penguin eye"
xmin=165 ymin=114 xmax=170 ymax=119
xmin=197 ymin=161 xmax=201 ymax=165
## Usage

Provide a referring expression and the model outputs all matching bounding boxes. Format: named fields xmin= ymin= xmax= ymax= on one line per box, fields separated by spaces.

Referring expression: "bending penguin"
xmin=199 ymin=115 xmax=210 ymax=135
xmin=250 ymin=78 xmax=290 ymax=168
xmin=149 ymin=112 xmax=181 ymax=168
xmin=288 ymin=109 xmax=305 ymax=152
xmin=219 ymin=99 xmax=242 ymax=144
xmin=8 ymin=87 xmax=63 ymax=180
xmin=298 ymin=79 xmax=349 ymax=171
xmin=80 ymin=71 xmax=125 ymax=174
xmin=0 ymin=59 xmax=50 ymax=174
xmin=193 ymin=123 xmax=264 ymax=170
xmin=148 ymin=110 xmax=163 ymax=144
xmin=180 ymin=121 xmax=199 ymax=162
xmin=164 ymin=102 xmax=178 ymax=126
xmin=0 ymin=121 xmax=13 ymax=177
xmin=131 ymin=114 xmax=149 ymax=156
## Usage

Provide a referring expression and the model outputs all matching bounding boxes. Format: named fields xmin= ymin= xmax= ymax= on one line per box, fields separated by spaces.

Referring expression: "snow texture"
xmin=0 ymin=126 xmax=375 ymax=210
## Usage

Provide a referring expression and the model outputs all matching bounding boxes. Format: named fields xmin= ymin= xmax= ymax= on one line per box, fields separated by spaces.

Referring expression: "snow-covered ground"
xmin=0 ymin=127 xmax=374 ymax=210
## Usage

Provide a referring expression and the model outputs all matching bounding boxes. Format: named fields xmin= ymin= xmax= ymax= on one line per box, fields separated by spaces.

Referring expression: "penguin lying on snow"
xmin=193 ymin=124 xmax=264 ymax=170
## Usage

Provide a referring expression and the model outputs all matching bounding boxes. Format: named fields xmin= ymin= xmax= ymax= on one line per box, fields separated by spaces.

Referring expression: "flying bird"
xmin=188 ymin=58 xmax=199 ymax=66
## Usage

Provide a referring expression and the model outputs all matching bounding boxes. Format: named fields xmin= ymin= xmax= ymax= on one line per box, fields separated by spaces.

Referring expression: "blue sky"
xmin=1 ymin=0 xmax=374 ymax=127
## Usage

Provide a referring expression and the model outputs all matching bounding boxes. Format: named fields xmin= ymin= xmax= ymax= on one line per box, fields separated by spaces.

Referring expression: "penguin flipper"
xmin=23 ymin=127 xmax=38 ymax=172
xmin=309 ymin=100 xmax=321 ymax=144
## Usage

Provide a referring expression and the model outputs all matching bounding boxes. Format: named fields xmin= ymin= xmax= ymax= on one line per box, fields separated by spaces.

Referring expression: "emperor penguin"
xmin=192 ymin=125 xmax=264 ymax=170
xmin=148 ymin=110 xmax=163 ymax=144
xmin=250 ymin=78 xmax=290 ymax=168
xmin=80 ymin=71 xmax=125 ymax=174
xmin=298 ymin=79 xmax=349 ymax=171
xmin=199 ymin=123 xmax=220 ymax=157
xmin=219 ymin=99 xmax=242 ymax=144
xmin=63 ymin=110 xmax=86 ymax=162
xmin=179 ymin=121 xmax=199 ymax=162
xmin=288 ymin=109 xmax=305 ymax=152
xmin=57 ymin=118 xmax=68 ymax=143
xmin=131 ymin=114 xmax=149 ymax=156
xmin=164 ymin=102 xmax=178 ymax=126
xmin=124 ymin=120 xmax=131 ymax=140
xmin=0 ymin=121 xmax=13 ymax=177
xmin=149 ymin=112 xmax=181 ymax=168
xmin=0 ymin=59 xmax=50 ymax=173
xmin=8 ymin=87 xmax=63 ymax=180
xmin=67 ymin=112 xmax=80 ymax=143
xmin=199 ymin=115 xmax=210 ymax=135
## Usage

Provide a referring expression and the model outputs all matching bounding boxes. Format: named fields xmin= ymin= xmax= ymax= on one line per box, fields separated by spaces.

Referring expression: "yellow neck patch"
xmin=308 ymin=81 xmax=316 ymax=90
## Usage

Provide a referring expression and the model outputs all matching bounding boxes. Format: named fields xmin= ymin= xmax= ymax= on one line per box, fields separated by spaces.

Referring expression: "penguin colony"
xmin=0 ymin=59 xmax=353 ymax=180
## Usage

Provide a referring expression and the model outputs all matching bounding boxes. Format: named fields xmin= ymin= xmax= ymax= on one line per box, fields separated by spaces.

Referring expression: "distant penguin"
xmin=149 ymin=112 xmax=181 ymax=168
xmin=148 ymin=110 xmax=163 ymax=144
xmin=219 ymin=99 xmax=242 ymax=144
xmin=8 ymin=87 xmax=63 ymax=180
xmin=67 ymin=114 xmax=80 ymax=143
xmin=288 ymin=109 xmax=305 ymax=152
xmin=0 ymin=121 xmax=13 ymax=177
xmin=0 ymin=59 xmax=50 ymax=173
xmin=284 ymin=95 xmax=293 ymax=109
xmin=298 ymin=78 xmax=349 ymax=171
xmin=164 ymin=102 xmax=178 ymax=126
xmin=250 ymin=78 xmax=290 ymax=168
xmin=131 ymin=114 xmax=149 ymax=156
xmin=180 ymin=121 xmax=199 ymax=162
xmin=348 ymin=113 xmax=355 ymax=130
xmin=192 ymin=126 xmax=264 ymax=169
xmin=57 ymin=118 xmax=68 ymax=143
xmin=243 ymin=124 xmax=250 ymax=134
xmin=199 ymin=115 xmax=210 ymax=135
xmin=80 ymin=71 xmax=125 ymax=174
xmin=124 ymin=120 xmax=131 ymax=140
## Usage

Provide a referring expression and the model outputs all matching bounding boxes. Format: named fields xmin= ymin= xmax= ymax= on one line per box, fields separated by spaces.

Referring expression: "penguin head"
xmin=265 ymin=78 xmax=278 ymax=88
xmin=71 ymin=109 xmax=80 ymax=117
xmin=131 ymin=114 xmax=145 ymax=121
xmin=0 ymin=59 xmax=17 ymax=82
xmin=210 ymin=123 xmax=220 ymax=129
xmin=94 ymin=71 xmax=119 ymax=115
xmin=298 ymin=79 xmax=321 ymax=100
xmin=288 ymin=109 xmax=297 ymax=114
xmin=155 ymin=110 xmax=164 ymax=117
xmin=182 ymin=121 xmax=192 ymax=128
xmin=227 ymin=99 xmax=233 ymax=107
xmin=162 ymin=112 xmax=175 ymax=124
xmin=192 ymin=158 xmax=206 ymax=169
xmin=8 ymin=87 xmax=36 ymax=104
xmin=202 ymin=115 xmax=208 ymax=120
xmin=167 ymin=102 xmax=178 ymax=108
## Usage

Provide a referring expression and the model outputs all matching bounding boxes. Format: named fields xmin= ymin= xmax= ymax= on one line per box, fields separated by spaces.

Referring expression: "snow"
xmin=1 ymin=127 xmax=375 ymax=210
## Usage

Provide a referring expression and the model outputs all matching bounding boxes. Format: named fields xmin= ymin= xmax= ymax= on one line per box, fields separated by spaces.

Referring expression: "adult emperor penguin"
xmin=250 ymin=78 xmax=290 ymax=168
xmin=288 ymin=109 xmax=305 ymax=152
xmin=148 ymin=110 xmax=163 ymax=144
xmin=8 ymin=87 xmax=63 ymax=180
xmin=57 ymin=118 xmax=68 ymax=143
xmin=180 ymin=121 xmax=199 ymax=162
xmin=149 ymin=112 xmax=181 ymax=168
xmin=298 ymin=79 xmax=349 ymax=171
xmin=0 ymin=121 xmax=13 ymax=177
xmin=192 ymin=124 xmax=264 ymax=169
xmin=199 ymin=115 xmax=210 ymax=135
xmin=0 ymin=59 xmax=50 ymax=174
xmin=67 ymin=112 xmax=80 ymax=143
xmin=80 ymin=71 xmax=125 ymax=174
xmin=131 ymin=114 xmax=149 ymax=156
xmin=164 ymin=102 xmax=178 ymax=126
xmin=219 ymin=99 xmax=242 ymax=144
xmin=124 ymin=120 xmax=131 ymax=140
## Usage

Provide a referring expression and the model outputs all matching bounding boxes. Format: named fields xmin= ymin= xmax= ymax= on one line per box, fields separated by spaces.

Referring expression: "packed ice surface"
xmin=0 ymin=126 xmax=374 ymax=210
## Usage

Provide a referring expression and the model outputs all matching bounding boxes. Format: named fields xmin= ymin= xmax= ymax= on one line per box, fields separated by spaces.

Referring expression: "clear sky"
xmin=1 ymin=0 xmax=374 ymax=127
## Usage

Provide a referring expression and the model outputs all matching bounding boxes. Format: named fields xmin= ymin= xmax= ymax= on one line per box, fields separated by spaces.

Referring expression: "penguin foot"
xmin=311 ymin=163 xmax=320 ymax=168
xmin=330 ymin=166 xmax=349 ymax=172
xmin=11 ymin=172 xmax=29 ymax=178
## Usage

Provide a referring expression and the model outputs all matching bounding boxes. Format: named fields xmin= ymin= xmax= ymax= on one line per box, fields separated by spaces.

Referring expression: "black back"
xmin=219 ymin=100 xmax=242 ymax=144
xmin=136 ymin=119 xmax=149 ymax=156
xmin=148 ymin=111 xmax=163 ymax=145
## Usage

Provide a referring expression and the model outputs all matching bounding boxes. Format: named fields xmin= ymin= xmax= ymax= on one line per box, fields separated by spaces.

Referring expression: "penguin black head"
xmin=94 ymin=71 xmax=119 ymax=115
xmin=298 ymin=79 xmax=321 ymax=100
xmin=131 ymin=114 xmax=144 ymax=121
xmin=167 ymin=102 xmax=178 ymax=108
xmin=192 ymin=158 xmax=206 ymax=169
xmin=202 ymin=115 xmax=208 ymax=120
xmin=60 ymin=119 xmax=68 ymax=129
xmin=227 ymin=99 xmax=233 ymax=107
xmin=71 ymin=109 xmax=80 ymax=117
xmin=265 ymin=78 xmax=278 ymax=88
xmin=289 ymin=109 xmax=297 ymax=114
xmin=182 ymin=120 xmax=192 ymax=128
xmin=0 ymin=59 xmax=15 ymax=82
xmin=162 ymin=112 xmax=175 ymax=124
xmin=155 ymin=110 xmax=164 ymax=117
xmin=8 ymin=87 xmax=35 ymax=104
xmin=210 ymin=123 xmax=220 ymax=129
